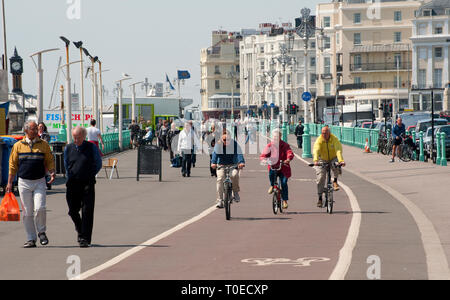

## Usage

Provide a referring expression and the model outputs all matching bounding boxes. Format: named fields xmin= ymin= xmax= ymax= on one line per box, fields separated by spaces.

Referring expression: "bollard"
xmin=441 ymin=132 xmax=448 ymax=167
xmin=412 ymin=131 xmax=417 ymax=161
xmin=419 ymin=132 xmax=425 ymax=162
xmin=282 ymin=122 xmax=288 ymax=142
xmin=436 ymin=132 xmax=442 ymax=165
xmin=302 ymin=125 xmax=313 ymax=158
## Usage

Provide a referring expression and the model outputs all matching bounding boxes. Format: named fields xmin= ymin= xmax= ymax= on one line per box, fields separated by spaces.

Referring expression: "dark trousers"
xmin=269 ymin=170 xmax=289 ymax=201
xmin=66 ymin=180 xmax=96 ymax=244
xmin=191 ymin=149 xmax=197 ymax=166
xmin=210 ymin=155 xmax=217 ymax=177
xmin=297 ymin=136 xmax=303 ymax=149
xmin=182 ymin=153 xmax=192 ymax=176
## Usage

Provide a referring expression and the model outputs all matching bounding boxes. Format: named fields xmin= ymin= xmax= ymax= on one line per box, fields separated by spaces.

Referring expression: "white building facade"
xmin=410 ymin=0 xmax=450 ymax=112
xmin=240 ymin=23 xmax=317 ymax=121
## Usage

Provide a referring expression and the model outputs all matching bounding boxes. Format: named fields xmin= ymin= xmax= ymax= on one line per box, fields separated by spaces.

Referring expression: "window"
xmin=324 ymin=36 xmax=331 ymax=49
xmin=323 ymin=16 xmax=331 ymax=28
xmin=215 ymin=80 xmax=220 ymax=90
xmin=354 ymin=13 xmax=361 ymax=24
xmin=434 ymin=69 xmax=443 ymax=88
xmin=260 ymin=60 xmax=265 ymax=70
xmin=311 ymin=41 xmax=316 ymax=49
xmin=324 ymin=57 xmax=331 ymax=74
xmin=418 ymin=69 xmax=426 ymax=89
xmin=435 ymin=25 xmax=443 ymax=34
xmin=236 ymin=65 xmax=240 ymax=73
xmin=435 ymin=47 xmax=443 ymax=58
xmin=236 ymin=80 xmax=240 ymax=89
xmin=394 ymin=32 xmax=402 ymax=43
xmin=394 ymin=76 xmax=402 ymax=88
xmin=324 ymin=83 xmax=331 ymax=96
xmin=354 ymin=33 xmax=361 ymax=45
xmin=310 ymin=57 xmax=316 ymax=67
xmin=394 ymin=53 xmax=402 ymax=67
xmin=354 ymin=55 xmax=362 ymax=69
xmin=287 ymin=74 xmax=291 ymax=85
xmin=215 ymin=65 xmax=220 ymax=75
xmin=260 ymin=46 xmax=265 ymax=53
xmin=419 ymin=47 xmax=427 ymax=59
xmin=336 ymin=32 xmax=340 ymax=46
xmin=394 ymin=11 xmax=402 ymax=22
xmin=418 ymin=23 xmax=427 ymax=35
xmin=423 ymin=9 xmax=432 ymax=17
xmin=354 ymin=77 xmax=362 ymax=84
xmin=310 ymin=74 xmax=316 ymax=85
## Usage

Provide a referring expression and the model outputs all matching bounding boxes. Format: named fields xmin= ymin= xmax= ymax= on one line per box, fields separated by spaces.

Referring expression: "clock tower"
xmin=10 ymin=47 xmax=23 ymax=94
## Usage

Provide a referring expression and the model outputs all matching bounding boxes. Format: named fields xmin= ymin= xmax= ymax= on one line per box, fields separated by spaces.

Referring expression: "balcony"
xmin=350 ymin=62 xmax=412 ymax=72
xmin=339 ymin=81 xmax=411 ymax=91
xmin=321 ymin=73 xmax=333 ymax=80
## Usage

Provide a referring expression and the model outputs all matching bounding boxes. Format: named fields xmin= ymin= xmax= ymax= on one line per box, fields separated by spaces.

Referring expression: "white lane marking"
xmin=242 ymin=257 xmax=331 ymax=267
xmin=75 ymin=205 xmax=218 ymax=280
xmin=344 ymin=167 xmax=450 ymax=280
xmin=291 ymin=152 xmax=361 ymax=281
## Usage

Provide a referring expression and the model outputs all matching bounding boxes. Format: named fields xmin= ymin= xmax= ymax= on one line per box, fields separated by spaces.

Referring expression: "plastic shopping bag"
xmin=0 ymin=193 xmax=21 ymax=222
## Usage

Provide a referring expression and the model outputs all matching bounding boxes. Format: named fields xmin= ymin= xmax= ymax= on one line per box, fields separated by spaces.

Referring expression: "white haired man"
xmin=64 ymin=127 xmax=103 ymax=248
xmin=8 ymin=121 xmax=55 ymax=248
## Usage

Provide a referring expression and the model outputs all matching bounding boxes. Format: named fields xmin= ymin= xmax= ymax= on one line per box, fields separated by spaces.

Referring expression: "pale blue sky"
xmin=3 ymin=0 xmax=321 ymax=108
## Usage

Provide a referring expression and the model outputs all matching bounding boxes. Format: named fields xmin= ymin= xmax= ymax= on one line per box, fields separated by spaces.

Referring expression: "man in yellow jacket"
xmin=313 ymin=126 xmax=346 ymax=208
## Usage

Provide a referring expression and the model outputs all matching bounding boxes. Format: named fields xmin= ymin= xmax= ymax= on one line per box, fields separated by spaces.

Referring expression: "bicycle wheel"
xmin=272 ymin=190 xmax=279 ymax=215
xmin=327 ymin=187 xmax=334 ymax=215
xmin=278 ymin=178 xmax=283 ymax=214
xmin=224 ymin=184 xmax=232 ymax=221
xmin=399 ymin=145 xmax=413 ymax=162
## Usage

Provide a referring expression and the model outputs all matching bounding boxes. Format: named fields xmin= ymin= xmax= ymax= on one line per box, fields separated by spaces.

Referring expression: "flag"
xmin=177 ymin=70 xmax=191 ymax=80
xmin=166 ymin=74 xmax=175 ymax=91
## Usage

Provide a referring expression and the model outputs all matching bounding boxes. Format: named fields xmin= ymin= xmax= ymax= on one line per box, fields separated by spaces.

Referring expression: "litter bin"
xmin=137 ymin=145 xmax=162 ymax=182
xmin=1 ymin=137 xmax=18 ymax=192
xmin=50 ymin=142 xmax=67 ymax=175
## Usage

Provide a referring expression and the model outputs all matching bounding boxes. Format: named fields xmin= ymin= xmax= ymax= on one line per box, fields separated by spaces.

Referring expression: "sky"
xmin=2 ymin=0 xmax=322 ymax=109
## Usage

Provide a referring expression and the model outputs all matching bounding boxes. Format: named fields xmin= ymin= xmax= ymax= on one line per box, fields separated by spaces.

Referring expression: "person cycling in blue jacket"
xmin=211 ymin=129 xmax=245 ymax=209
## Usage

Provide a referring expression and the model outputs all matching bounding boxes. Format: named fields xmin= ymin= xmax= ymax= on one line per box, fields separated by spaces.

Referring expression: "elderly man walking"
xmin=64 ymin=127 xmax=102 ymax=248
xmin=8 ymin=121 xmax=55 ymax=248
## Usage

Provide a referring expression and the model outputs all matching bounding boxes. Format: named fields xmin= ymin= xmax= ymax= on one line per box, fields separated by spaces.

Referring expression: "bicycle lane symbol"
xmin=241 ymin=258 xmax=331 ymax=268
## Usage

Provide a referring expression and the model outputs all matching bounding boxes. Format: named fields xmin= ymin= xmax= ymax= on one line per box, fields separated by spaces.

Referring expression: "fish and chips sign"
xmin=44 ymin=111 xmax=92 ymax=132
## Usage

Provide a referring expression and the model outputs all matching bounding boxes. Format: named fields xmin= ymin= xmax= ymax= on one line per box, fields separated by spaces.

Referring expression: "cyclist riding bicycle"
xmin=260 ymin=129 xmax=294 ymax=210
xmin=313 ymin=126 xmax=346 ymax=208
xmin=211 ymin=129 xmax=245 ymax=209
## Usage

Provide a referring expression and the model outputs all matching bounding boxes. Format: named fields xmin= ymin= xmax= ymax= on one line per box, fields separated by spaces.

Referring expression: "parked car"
xmin=407 ymin=125 xmax=416 ymax=133
xmin=415 ymin=119 xmax=448 ymax=136
xmin=399 ymin=112 xmax=440 ymax=130
xmin=439 ymin=114 xmax=450 ymax=124
xmin=361 ymin=121 xmax=379 ymax=129
xmin=423 ymin=125 xmax=450 ymax=163
xmin=351 ymin=119 xmax=373 ymax=128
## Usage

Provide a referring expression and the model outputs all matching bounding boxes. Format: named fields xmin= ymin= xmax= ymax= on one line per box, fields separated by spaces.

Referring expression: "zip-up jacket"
xmin=313 ymin=134 xmax=344 ymax=163
xmin=9 ymin=138 xmax=55 ymax=180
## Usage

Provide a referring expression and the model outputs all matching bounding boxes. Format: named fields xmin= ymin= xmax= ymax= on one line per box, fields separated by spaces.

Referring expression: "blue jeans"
xmin=269 ymin=170 xmax=289 ymax=201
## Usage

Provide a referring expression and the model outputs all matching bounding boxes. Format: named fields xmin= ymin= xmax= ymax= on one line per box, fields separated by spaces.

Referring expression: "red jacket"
xmin=260 ymin=140 xmax=295 ymax=178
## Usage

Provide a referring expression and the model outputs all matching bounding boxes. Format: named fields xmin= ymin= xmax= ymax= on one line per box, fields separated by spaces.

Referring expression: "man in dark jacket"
xmin=64 ymin=127 xmax=102 ymax=248
xmin=295 ymin=120 xmax=305 ymax=149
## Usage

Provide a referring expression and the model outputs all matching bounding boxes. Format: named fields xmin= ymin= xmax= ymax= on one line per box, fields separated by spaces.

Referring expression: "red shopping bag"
xmin=0 ymin=193 xmax=21 ymax=222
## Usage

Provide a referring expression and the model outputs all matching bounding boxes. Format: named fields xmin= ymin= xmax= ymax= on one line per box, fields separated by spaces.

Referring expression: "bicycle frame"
xmin=218 ymin=165 xmax=239 ymax=221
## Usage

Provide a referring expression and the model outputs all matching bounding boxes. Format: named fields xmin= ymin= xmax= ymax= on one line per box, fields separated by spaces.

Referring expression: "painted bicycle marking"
xmin=242 ymin=257 xmax=331 ymax=267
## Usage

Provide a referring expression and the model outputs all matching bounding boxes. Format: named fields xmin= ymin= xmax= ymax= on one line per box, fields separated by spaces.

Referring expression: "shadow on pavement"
xmin=231 ymin=217 xmax=292 ymax=221
xmin=286 ymin=211 xmax=390 ymax=215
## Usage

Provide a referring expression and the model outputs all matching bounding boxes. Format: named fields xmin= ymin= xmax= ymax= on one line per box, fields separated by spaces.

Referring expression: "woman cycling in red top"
xmin=260 ymin=129 xmax=295 ymax=209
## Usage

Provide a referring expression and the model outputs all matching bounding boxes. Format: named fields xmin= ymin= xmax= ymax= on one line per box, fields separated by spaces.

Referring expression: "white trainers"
xmin=216 ymin=201 xmax=224 ymax=209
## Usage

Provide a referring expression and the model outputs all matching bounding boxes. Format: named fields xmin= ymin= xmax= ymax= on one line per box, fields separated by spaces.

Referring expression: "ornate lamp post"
xmin=295 ymin=7 xmax=325 ymax=124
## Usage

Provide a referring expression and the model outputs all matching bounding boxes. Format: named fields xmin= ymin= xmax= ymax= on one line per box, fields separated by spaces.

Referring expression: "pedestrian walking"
xmin=128 ymin=119 xmax=141 ymax=150
xmin=295 ymin=120 xmax=305 ymax=149
xmin=168 ymin=122 xmax=180 ymax=161
xmin=189 ymin=121 xmax=198 ymax=168
xmin=7 ymin=121 xmax=56 ymax=248
xmin=205 ymin=124 xmax=219 ymax=177
xmin=159 ymin=120 xmax=170 ymax=151
xmin=64 ymin=126 xmax=103 ymax=248
xmin=177 ymin=122 xmax=200 ymax=178
xmin=87 ymin=119 xmax=105 ymax=156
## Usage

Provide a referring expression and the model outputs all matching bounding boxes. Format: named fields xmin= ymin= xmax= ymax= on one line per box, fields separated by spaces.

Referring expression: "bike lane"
xmin=88 ymin=154 xmax=353 ymax=280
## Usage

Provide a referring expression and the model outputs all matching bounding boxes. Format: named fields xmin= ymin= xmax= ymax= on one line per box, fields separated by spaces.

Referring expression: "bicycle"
xmin=398 ymin=134 xmax=415 ymax=162
xmin=218 ymin=165 xmax=239 ymax=221
xmin=310 ymin=162 xmax=342 ymax=215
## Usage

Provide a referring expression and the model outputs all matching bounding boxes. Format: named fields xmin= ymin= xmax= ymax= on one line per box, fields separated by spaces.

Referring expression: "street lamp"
xmin=129 ymin=80 xmax=144 ymax=123
xmin=116 ymin=74 xmax=132 ymax=151
xmin=257 ymin=75 xmax=269 ymax=119
xmin=30 ymin=48 xmax=59 ymax=123
xmin=226 ymin=71 xmax=238 ymax=120
xmin=295 ymin=7 xmax=325 ymax=124
xmin=73 ymin=41 xmax=86 ymax=127
xmin=263 ymin=65 xmax=279 ymax=121
xmin=60 ymin=36 xmax=74 ymax=143
xmin=95 ymin=65 xmax=110 ymax=133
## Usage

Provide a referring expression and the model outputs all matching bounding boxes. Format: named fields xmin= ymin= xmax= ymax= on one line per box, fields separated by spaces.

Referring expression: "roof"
xmin=418 ymin=0 xmax=450 ymax=16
